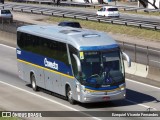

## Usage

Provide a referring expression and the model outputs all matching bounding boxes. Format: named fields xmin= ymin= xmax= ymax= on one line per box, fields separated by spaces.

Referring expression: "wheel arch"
xmin=65 ymin=82 xmax=71 ymax=97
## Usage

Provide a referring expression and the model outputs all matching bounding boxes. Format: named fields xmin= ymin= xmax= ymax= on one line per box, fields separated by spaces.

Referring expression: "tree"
xmin=139 ymin=0 xmax=159 ymax=9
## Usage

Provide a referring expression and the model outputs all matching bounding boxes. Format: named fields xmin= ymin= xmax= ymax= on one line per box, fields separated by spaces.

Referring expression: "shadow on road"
xmin=26 ymin=84 xmax=159 ymax=109
xmin=78 ymin=88 xmax=159 ymax=109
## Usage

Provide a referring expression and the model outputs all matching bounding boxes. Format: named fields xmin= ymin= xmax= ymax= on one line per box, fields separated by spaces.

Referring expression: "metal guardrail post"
xmin=154 ymin=26 xmax=157 ymax=30
xmin=2 ymin=19 xmax=4 ymax=30
xmin=146 ymin=46 xmax=149 ymax=71
xmin=139 ymin=24 xmax=142 ymax=29
xmin=98 ymin=19 xmax=100 ymax=23
xmin=135 ymin=9 xmax=137 ymax=13
xmin=135 ymin=44 xmax=136 ymax=63
xmin=16 ymin=21 xmax=18 ymax=28
xmin=125 ymin=22 xmax=127 ymax=26
xmin=111 ymin=21 xmax=113 ymax=24
xmin=123 ymin=42 xmax=125 ymax=52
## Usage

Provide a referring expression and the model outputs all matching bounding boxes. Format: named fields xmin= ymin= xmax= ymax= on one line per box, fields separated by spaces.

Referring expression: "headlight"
xmin=81 ymin=86 xmax=91 ymax=94
xmin=119 ymin=83 xmax=125 ymax=91
xmin=84 ymin=90 xmax=91 ymax=94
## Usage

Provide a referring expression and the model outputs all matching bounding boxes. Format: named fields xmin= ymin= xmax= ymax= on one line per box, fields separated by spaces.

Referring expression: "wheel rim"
xmin=32 ymin=75 xmax=36 ymax=89
xmin=68 ymin=90 xmax=72 ymax=100
xmin=32 ymin=80 xmax=36 ymax=89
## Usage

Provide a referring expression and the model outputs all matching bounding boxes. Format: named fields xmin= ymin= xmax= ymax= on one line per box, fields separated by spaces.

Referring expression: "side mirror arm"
xmin=122 ymin=52 xmax=131 ymax=67
xmin=72 ymin=54 xmax=81 ymax=72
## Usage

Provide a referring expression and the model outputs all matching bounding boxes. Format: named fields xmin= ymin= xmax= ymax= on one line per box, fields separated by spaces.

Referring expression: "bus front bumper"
xmin=80 ymin=90 xmax=126 ymax=103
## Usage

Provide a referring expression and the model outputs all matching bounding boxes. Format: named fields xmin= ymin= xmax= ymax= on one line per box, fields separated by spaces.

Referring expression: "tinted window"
xmin=58 ymin=22 xmax=81 ymax=28
xmin=108 ymin=8 xmax=118 ymax=11
xmin=99 ymin=8 xmax=103 ymax=11
xmin=17 ymin=32 xmax=69 ymax=65
xmin=1 ymin=10 xmax=11 ymax=14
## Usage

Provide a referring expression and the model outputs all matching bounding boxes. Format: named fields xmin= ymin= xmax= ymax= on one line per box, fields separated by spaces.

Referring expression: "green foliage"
xmin=47 ymin=16 xmax=160 ymax=41
xmin=0 ymin=118 xmax=20 ymax=120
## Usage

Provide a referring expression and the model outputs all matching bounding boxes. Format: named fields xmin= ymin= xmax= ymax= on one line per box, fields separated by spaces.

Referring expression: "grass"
xmin=46 ymin=16 xmax=160 ymax=41
xmin=0 ymin=118 xmax=20 ymax=120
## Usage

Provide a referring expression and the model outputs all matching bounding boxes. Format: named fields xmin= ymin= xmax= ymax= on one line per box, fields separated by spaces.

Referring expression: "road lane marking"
xmin=126 ymin=78 xmax=160 ymax=90
xmin=0 ymin=44 xmax=159 ymax=112
xmin=125 ymin=99 xmax=157 ymax=111
xmin=150 ymin=60 xmax=160 ymax=64
xmin=0 ymin=80 xmax=101 ymax=120
xmin=0 ymin=44 xmax=15 ymax=50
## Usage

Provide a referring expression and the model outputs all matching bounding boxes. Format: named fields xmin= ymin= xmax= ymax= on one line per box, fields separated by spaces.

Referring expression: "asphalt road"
xmin=0 ymin=44 xmax=160 ymax=120
xmin=1 ymin=2 xmax=160 ymax=22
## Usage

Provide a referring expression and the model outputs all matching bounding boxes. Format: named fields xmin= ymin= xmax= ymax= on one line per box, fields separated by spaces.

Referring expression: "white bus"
xmin=17 ymin=25 xmax=131 ymax=104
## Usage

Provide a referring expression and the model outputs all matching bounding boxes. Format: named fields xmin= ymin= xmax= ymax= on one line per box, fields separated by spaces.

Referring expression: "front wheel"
xmin=31 ymin=73 xmax=38 ymax=91
xmin=67 ymin=86 xmax=75 ymax=104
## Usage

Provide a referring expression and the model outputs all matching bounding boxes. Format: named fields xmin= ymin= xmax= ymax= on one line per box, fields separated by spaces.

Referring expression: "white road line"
xmin=126 ymin=78 xmax=160 ymax=90
xmin=0 ymin=44 xmax=159 ymax=113
xmin=149 ymin=60 xmax=160 ymax=64
xmin=125 ymin=99 xmax=157 ymax=111
xmin=0 ymin=80 xmax=101 ymax=120
xmin=0 ymin=44 xmax=16 ymax=50
xmin=126 ymin=78 xmax=158 ymax=111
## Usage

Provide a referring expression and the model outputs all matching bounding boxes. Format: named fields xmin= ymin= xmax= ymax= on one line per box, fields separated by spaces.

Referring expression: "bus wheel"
xmin=67 ymin=86 xmax=75 ymax=104
xmin=31 ymin=73 xmax=38 ymax=91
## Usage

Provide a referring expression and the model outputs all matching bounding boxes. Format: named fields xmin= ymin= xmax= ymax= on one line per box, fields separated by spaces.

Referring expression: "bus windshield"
xmin=79 ymin=50 xmax=124 ymax=87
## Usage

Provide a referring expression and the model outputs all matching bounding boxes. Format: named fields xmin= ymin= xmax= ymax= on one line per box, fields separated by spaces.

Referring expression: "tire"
xmin=67 ymin=86 xmax=75 ymax=104
xmin=31 ymin=73 xmax=38 ymax=91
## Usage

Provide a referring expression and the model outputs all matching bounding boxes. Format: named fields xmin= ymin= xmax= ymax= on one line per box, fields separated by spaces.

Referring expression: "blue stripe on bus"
xmin=17 ymin=49 xmax=73 ymax=76
xmin=80 ymin=44 xmax=118 ymax=51
xmin=85 ymin=85 xmax=118 ymax=90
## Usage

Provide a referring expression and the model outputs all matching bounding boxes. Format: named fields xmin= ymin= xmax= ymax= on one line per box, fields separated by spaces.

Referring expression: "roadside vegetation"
xmin=47 ymin=16 xmax=160 ymax=41
xmin=0 ymin=118 xmax=20 ymax=120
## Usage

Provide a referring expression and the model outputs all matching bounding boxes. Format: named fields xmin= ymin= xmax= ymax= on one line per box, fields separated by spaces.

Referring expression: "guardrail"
xmin=0 ymin=3 xmax=160 ymax=31
xmin=12 ymin=0 xmax=160 ymax=13
xmin=119 ymin=41 xmax=160 ymax=69
xmin=0 ymin=20 xmax=160 ymax=69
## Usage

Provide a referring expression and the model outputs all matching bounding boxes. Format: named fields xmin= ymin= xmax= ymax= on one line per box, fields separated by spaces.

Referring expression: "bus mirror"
xmin=122 ymin=52 xmax=131 ymax=67
xmin=72 ymin=54 xmax=82 ymax=72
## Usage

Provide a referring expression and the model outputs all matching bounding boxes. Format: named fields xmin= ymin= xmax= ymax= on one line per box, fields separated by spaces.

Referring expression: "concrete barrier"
xmin=124 ymin=61 xmax=148 ymax=78
xmin=147 ymin=66 xmax=160 ymax=82
xmin=0 ymin=31 xmax=16 ymax=47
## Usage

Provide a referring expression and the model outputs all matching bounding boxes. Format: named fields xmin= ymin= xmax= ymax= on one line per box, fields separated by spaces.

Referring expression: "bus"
xmin=17 ymin=25 xmax=131 ymax=104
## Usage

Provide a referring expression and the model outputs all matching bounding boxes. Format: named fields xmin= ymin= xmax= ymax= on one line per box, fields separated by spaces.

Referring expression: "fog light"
xmin=124 ymin=94 xmax=126 ymax=97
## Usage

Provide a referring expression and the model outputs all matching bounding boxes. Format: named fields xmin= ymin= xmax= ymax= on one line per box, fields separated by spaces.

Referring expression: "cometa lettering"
xmin=44 ymin=58 xmax=58 ymax=70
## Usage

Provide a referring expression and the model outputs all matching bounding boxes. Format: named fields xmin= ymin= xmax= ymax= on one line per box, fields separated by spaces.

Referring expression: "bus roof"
xmin=17 ymin=25 xmax=118 ymax=51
